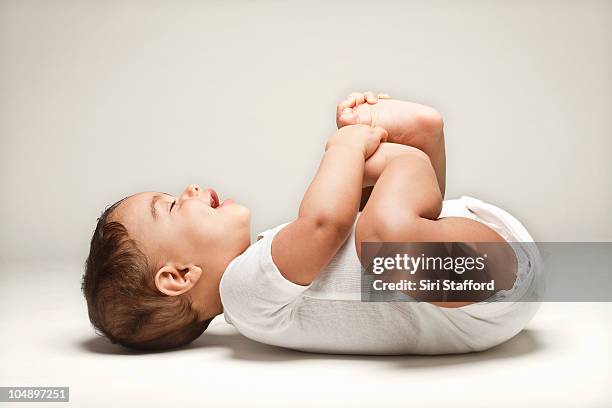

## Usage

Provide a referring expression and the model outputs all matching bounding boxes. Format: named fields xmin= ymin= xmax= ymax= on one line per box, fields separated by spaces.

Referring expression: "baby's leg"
xmin=355 ymin=150 xmax=517 ymax=307
xmin=360 ymin=143 xmax=426 ymax=210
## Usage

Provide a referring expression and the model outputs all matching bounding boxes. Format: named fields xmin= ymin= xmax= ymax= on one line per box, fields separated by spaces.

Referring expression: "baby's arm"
xmin=272 ymin=125 xmax=388 ymax=286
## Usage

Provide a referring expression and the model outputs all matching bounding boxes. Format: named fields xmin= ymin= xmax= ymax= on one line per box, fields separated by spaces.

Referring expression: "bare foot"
xmin=337 ymin=91 xmax=446 ymax=196
xmin=336 ymin=91 xmax=444 ymax=149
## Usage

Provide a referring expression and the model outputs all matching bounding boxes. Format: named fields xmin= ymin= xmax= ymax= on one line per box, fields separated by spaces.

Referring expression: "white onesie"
xmin=219 ymin=196 xmax=542 ymax=355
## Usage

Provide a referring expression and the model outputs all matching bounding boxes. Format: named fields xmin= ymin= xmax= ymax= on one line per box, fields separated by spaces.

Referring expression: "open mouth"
xmin=207 ymin=189 xmax=220 ymax=209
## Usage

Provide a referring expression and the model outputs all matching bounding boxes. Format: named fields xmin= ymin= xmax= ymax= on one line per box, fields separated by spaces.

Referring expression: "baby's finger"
xmin=372 ymin=125 xmax=388 ymax=143
xmin=349 ymin=92 xmax=366 ymax=106
xmin=339 ymin=107 xmax=357 ymax=124
xmin=341 ymin=94 xmax=357 ymax=109
xmin=336 ymin=101 xmax=348 ymax=120
xmin=365 ymin=91 xmax=378 ymax=104
xmin=338 ymin=96 xmax=355 ymax=111
xmin=377 ymin=93 xmax=391 ymax=99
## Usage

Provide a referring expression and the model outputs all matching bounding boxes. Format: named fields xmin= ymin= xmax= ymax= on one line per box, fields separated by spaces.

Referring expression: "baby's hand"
xmin=326 ymin=124 xmax=388 ymax=159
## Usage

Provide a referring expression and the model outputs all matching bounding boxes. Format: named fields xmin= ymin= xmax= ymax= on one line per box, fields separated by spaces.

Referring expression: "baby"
xmin=82 ymin=92 xmax=541 ymax=353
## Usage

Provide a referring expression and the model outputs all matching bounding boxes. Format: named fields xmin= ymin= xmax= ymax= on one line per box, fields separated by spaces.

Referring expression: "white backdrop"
xmin=1 ymin=0 xmax=611 ymax=263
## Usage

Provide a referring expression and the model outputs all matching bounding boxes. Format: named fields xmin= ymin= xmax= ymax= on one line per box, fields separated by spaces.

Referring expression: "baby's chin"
xmin=225 ymin=201 xmax=251 ymax=222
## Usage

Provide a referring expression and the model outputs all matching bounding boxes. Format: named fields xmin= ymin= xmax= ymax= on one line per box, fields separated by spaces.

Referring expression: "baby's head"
xmin=82 ymin=184 xmax=250 ymax=351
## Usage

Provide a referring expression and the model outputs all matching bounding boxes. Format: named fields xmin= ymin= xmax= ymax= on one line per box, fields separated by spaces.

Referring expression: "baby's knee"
xmin=416 ymin=105 xmax=444 ymax=134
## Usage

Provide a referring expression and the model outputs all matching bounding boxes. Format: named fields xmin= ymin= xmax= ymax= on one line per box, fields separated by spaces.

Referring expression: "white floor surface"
xmin=1 ymin=262 xmax=610 ymax=407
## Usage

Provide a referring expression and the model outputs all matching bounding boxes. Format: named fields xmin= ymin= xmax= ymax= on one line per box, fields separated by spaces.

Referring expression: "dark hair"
xmin=81 ymin=198 xmax=213 ymax=351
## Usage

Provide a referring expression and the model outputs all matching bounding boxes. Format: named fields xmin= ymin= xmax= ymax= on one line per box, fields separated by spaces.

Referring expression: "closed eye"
xmin=169 ymin=200 xmax=176 ymax=213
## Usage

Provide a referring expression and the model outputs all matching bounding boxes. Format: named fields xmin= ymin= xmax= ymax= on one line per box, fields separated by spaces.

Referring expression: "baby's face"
xmin=114 ymin=184 xmax=251 ymax=271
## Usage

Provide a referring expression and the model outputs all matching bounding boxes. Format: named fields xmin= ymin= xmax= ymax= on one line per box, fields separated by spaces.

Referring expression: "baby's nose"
xmin=181 ymin=184 xmax=201 ymax=199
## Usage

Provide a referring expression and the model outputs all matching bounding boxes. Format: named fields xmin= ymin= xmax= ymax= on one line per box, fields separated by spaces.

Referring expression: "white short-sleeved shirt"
xmin=219 ymin=196 xmax=542 ymax=355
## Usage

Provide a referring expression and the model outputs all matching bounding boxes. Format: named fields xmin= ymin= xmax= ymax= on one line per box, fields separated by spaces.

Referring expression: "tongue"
xmin=210 ymin=190 xmax=219 ymax=208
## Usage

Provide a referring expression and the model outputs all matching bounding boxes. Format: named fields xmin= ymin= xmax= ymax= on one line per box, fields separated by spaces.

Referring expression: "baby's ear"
xmin=154 ymin=263 xmax=203 ymax=296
